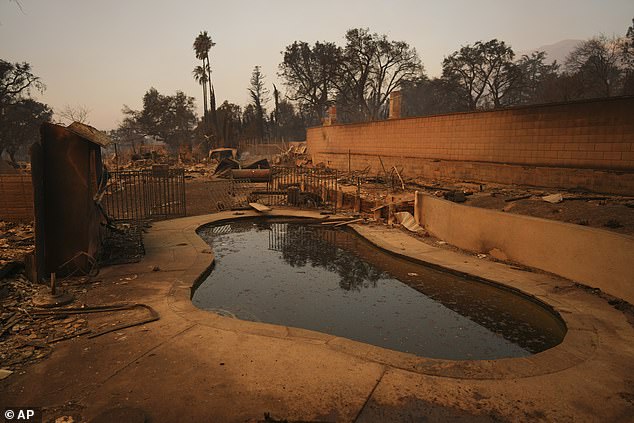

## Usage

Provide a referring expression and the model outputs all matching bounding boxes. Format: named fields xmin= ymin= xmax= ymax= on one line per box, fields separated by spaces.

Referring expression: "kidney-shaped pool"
xmin=192 ymin=219 xmax=566 ymax=360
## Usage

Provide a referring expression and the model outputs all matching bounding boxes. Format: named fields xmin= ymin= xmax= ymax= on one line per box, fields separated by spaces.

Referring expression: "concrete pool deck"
xmin=2 ymin=209 xmax=633 ymax=422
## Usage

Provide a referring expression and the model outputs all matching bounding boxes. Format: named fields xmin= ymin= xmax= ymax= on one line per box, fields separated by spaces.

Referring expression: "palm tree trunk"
xmin=201 ymin=60 xmax=209 ymax=130
xmin=202 ymin=84 xmax=208 ymax=129
xmin=205 ymin=55 xmax=218 ymax=137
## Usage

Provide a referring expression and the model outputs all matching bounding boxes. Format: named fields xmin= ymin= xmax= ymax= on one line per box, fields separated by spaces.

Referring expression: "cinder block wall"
xmin=307 ymin=97 xmax=634 ymax=195
xmin=0 ymin=174 xmax=34 ymax=222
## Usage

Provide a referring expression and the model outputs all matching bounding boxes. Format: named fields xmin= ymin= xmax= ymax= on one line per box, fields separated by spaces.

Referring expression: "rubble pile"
xmin=184 ymin=162 xmax=218 ymax=179
xmin=0 ymin=275 xmax=89 ymax=372
xmin=272 ymin=143 xmax=310 ymax=166
xmin=98 ymin=221 xmax=146 ymax=266
xmin=104 ymin=146 xmax=173 ymax=171
xmin=0 ymin=219 xmax=87 ymax=372
xmin=0 ymin=221 xmax=34 ymax=269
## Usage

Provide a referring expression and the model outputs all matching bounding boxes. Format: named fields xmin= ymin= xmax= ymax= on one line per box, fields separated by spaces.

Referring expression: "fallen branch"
xmin=377 ymin=156 xmax=388 ymax=177
xmin=392 ymin=166 xmax=405 ymax=190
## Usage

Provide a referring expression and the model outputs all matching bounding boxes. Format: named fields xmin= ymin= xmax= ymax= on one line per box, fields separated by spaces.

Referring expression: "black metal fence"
xmin=101 ymin=167 xmax=186 ymax=222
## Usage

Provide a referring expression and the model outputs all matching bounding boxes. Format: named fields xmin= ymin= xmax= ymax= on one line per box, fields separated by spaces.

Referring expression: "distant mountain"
xmin=518 ymin=39 xmax=582 ymax=65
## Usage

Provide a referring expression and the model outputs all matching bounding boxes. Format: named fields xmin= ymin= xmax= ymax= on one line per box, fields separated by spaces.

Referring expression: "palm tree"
xmin=193 ymin=31 xmax=218 ymax=136
xmin=192 ymin=65 xmax=209 ymax=125
xmin=193 ymin=32 xmax=213 ymax=125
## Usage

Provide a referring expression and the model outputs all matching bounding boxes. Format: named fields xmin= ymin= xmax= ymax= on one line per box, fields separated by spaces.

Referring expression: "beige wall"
xmin=307 ymin=96 xmax=634 ymax=195
xmin=414 ymin=192 xmax=634 ymax=304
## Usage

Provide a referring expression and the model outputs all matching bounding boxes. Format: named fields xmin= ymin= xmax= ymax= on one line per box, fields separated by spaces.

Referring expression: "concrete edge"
xmin=163 ymin=209 xmax=599 ymax=380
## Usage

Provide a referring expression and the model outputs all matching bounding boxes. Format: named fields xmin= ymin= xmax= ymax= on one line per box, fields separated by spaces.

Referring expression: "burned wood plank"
xmin=249 ymin=202 xmax=272 ymax=213
xmin=333 ymin=218 xmax=364 ymax=227
xmin=320 ymin=218 xmax=355 ymax=225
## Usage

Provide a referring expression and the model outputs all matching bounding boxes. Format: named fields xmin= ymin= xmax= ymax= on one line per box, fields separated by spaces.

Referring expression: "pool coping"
xmin=165 ymin=209 xmax=604 ymax=380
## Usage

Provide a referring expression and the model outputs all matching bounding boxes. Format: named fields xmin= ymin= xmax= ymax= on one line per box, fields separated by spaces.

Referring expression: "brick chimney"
xmin=323 ymin=105 xmax=337 ymax=126
xmin=389 ymin=91 xmax=402 ymax=119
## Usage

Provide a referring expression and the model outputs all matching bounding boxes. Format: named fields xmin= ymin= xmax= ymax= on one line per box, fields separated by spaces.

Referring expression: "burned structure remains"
xmin=30 ymin=122 xmax=110 ymax=282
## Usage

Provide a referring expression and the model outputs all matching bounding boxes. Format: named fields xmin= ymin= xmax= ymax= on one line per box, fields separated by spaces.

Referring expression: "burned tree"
xmin=116 ymin=88 xmax=197 ymax=153
xmin=336 ymin=28 xmax=423 ymax=121
xmin=0 ymin=59 xmax=51 ymax=163
xmin=565 ymin=35 xmax=628 ymax=98
xmin=442 ymin=39 xmax=520 ymax=110
xmin=279 ymin=41 xmax=341 ymax=125
xmin=248 ymin=66 xmax=270 ymax=142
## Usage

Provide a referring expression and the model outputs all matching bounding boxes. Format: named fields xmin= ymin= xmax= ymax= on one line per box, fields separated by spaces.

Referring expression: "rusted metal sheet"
xmin=213 ymin=158 xmax=240 ymax=176
xmin=243 ymin=158 xmax=270 ymax=169
xmin=32 ymin=122 xmax=109 ymax=280
xmin=230 ymin=169 xmax=271 ymax=181
xmin=66 ymin=122 xmax=112 ymax=147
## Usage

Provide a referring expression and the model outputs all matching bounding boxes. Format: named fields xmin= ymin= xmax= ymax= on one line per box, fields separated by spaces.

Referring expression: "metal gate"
xmin=101 ymin=167 xmax=186 ymax=222
xmin=257 ymin=166 xmax=338 ymax=211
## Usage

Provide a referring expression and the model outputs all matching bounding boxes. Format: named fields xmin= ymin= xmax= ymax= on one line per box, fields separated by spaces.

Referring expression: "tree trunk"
xmin=200 ymin=60 xmax=209 ymax=131
xmin=206 ymin=55 xmax=219 ymax=140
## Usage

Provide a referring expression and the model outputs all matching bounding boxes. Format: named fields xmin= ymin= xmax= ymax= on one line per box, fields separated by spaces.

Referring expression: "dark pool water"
xmin=192 ymin=219 xmax=566 ymax=360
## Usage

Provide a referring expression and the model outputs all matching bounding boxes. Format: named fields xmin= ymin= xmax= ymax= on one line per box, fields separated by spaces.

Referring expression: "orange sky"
xmin=1 ymin=0 xmax=632 ymax=130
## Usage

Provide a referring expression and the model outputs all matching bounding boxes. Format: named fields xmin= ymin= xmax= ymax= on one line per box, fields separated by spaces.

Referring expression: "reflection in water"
xmin=193 ymin=219 xmax=566 ymax=360
xmin=269 ymin=223 xmax=384 ymax=291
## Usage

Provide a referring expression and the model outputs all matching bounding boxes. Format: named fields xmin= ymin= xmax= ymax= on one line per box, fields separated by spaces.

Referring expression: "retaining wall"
xmin=307 ymin=97 xmax=634 ymax=195
xmin=414 ymin=192 xmax=634 ymax=304
xmin=0 ymin=174 xmax=34 ymax=222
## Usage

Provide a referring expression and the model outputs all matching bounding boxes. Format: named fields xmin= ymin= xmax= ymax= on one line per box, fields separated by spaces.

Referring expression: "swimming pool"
xmin=192 ymin=219 xmax=566 ymax=360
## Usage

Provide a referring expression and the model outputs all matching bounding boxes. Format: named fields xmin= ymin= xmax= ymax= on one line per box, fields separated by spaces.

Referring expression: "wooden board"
xmin=333 ymin=218 xmax=363 ymax=227
xmin=248 ymin=202 xmax=272 ymax=213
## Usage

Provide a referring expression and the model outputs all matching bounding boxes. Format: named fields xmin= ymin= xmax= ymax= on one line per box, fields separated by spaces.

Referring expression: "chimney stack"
xmin=323 ymin=105 xmax=337 ymax=126
xmin=389 ymin=91 xmax=402 ymax=119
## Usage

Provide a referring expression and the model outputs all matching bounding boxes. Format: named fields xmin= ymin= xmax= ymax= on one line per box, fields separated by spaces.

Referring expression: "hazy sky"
xmin=2 ymin=0 xmax=632 ymax=130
